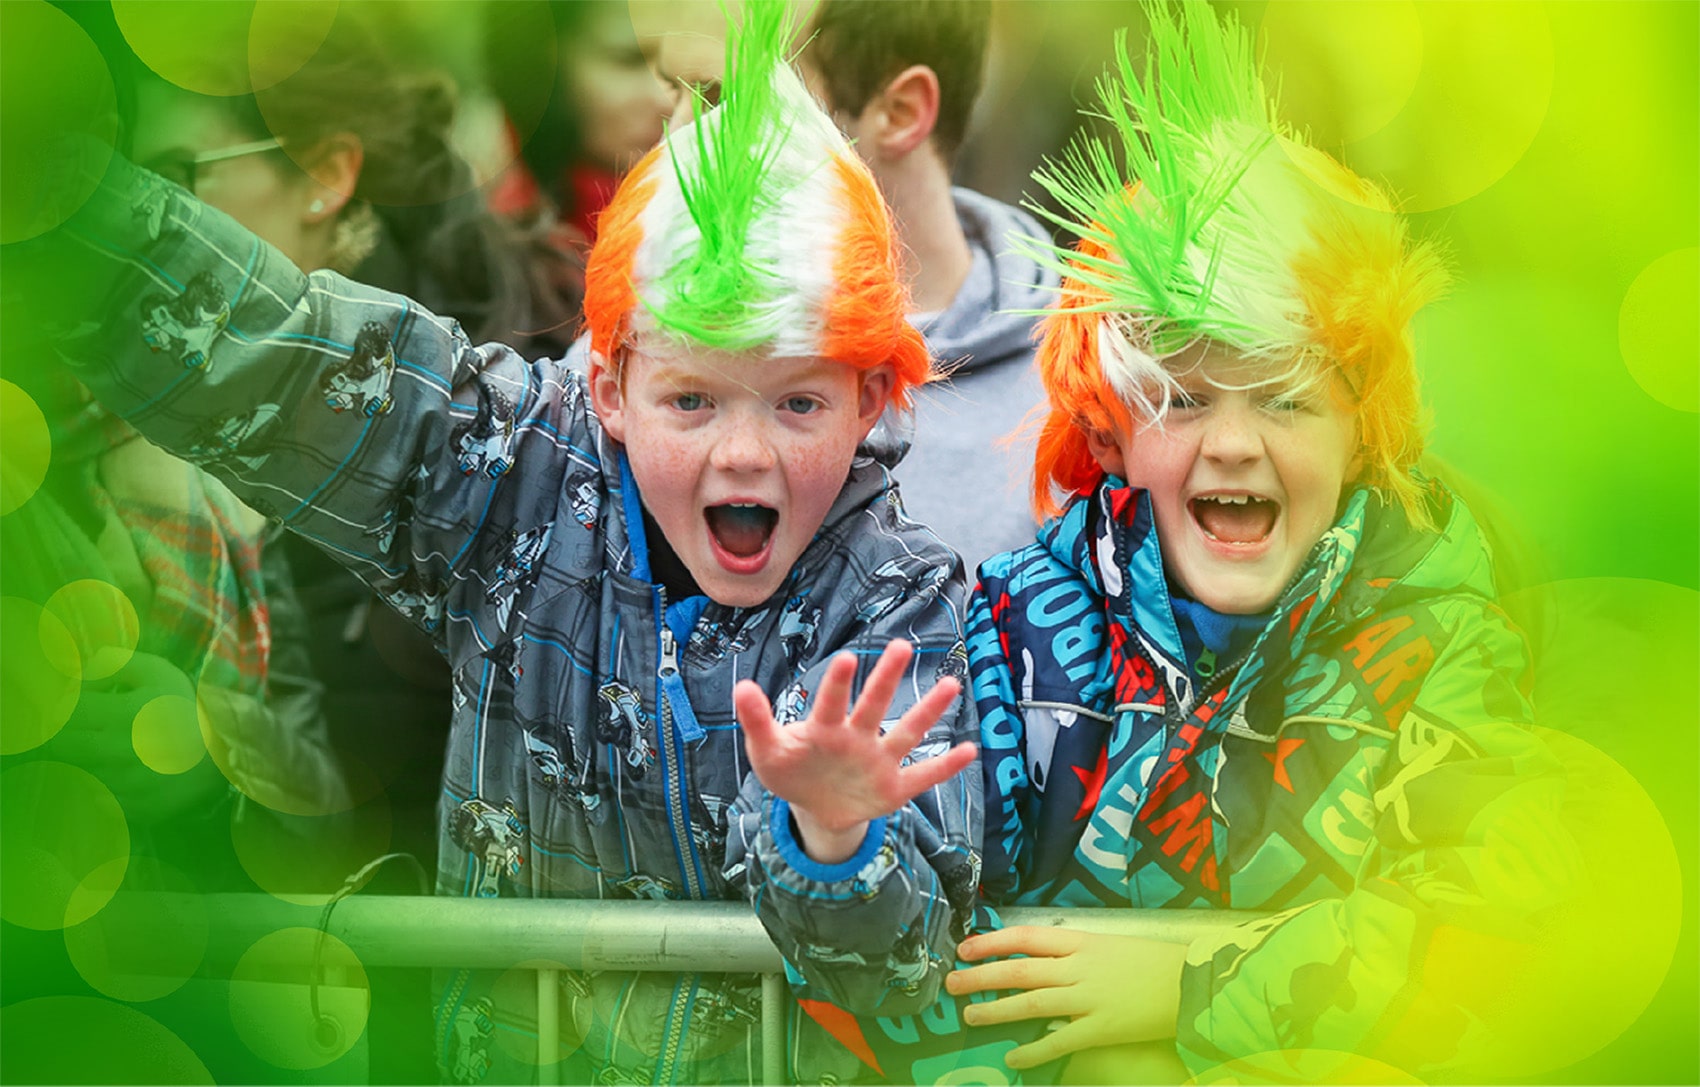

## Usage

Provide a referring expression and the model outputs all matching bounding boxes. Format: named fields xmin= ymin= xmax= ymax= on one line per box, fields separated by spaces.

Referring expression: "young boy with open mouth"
xmin=947 ymin=2 xmax=1576 ymax=1080
xmin=35 ymin=6 xmax=982 ymax=1082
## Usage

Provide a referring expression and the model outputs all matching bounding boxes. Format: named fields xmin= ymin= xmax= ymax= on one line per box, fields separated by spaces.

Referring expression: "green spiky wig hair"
xmin=1027 ymin=0 xmax=1448 ymax=524
xmin=581 ymin=1 xmax=930 ymax=405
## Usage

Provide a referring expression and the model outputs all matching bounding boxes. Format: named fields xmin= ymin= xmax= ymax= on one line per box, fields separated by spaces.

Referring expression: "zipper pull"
xmin=659 ymin=626 xmax=679 ymax=678
xmin=657 ymin=624 xmax=705 ymax=743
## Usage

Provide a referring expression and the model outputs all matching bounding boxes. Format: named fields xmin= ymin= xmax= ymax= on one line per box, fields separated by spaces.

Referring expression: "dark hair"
xmin=260 ymin=16 xmax=578 ymax=353
xmin=126 ymin=10 xmax=578 ymax=356
xmin=483 ymin=1 xmax=598 ymax=195
xmin=807 ymin=0 xmax=992 ymax=163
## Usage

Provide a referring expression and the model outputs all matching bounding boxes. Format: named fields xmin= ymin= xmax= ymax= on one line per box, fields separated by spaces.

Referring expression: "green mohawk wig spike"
xmin=645 ymin=0 xmax=807 ymax=351
xmin=1020 ymin=0 xmax=1303 ymax=356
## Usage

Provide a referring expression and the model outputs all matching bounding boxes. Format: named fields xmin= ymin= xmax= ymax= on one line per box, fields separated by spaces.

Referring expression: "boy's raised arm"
xmin=36 ymin=158 xmax=587 ymax=642
xmin=723 ymin=556 xmax=982 ymax=1018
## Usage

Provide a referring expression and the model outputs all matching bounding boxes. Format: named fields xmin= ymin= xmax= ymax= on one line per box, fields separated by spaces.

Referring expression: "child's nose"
xmin=1200 ymin=404 xmax=1264 ymax=465
xmin=710 ymin=413 xmax=778 ymax=473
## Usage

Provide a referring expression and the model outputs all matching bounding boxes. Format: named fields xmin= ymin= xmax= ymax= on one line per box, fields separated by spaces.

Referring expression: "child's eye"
xmin=671 ymin=393 xmax=708 ymax=411
xmin=781 ymin=396 xmax=821 ymax=415
xmin=1166 ymin=389 xmax=1202 ymax=411
xmin=1264 ymin=395 xmax=1306 ymax=413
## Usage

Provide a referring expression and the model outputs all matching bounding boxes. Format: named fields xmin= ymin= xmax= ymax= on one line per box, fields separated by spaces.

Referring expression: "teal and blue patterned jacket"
xmin=968 ymin=476 xmax=1575 ymax=1078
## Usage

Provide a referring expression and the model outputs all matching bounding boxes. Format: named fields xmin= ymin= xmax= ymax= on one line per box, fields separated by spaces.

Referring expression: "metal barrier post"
xmin=537 ymin=968 xmax=559 ymax=1085
xmin=760 ymin=972 xmax=786 ymax=1086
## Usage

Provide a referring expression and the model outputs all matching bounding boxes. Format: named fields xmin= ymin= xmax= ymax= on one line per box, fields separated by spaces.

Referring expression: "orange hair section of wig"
xmin=1031 ymin=235 xmax=1135 ymax=520
xmin=820 ymin=153 xmax=931 ymax=409
xmin=583 ymin=146 xmax=663 ymax=362
xmin=1292 ymin=200 xmax=1448 ymax=528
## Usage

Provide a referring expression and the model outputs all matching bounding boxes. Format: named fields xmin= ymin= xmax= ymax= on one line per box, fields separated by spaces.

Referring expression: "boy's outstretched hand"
xmin=734 ymin=639 xmax=975 ymax=865
xmin=946 ymin=927 xmax=1189 ymax=1071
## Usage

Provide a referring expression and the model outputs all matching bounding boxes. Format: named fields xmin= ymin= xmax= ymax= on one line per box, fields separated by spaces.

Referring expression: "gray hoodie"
xmin=893 ymin=188 xmax=1060 ymax=572
xmin=57 ymin=160 xmax=980 ymax=1085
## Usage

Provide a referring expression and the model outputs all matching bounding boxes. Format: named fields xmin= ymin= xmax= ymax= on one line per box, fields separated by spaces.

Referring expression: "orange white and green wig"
xmin=1023 ymin=0 xmax=1448 ymax=524
xmin=581 ymin=2 xmax=929 ymax=407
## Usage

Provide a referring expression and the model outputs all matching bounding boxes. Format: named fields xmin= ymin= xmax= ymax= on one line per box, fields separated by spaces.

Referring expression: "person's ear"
xmin=588 ymin=351 xmax=628 ymax=444
xmin=857 ymin=365 xmax=895 ymax=434
xmin=1084 ymin=427 xmax=1127 ymax=478
xmin=854 ymin=65 xmax=940 ymax=161
xmin=300 ymin=133 xmax=363 ymax=224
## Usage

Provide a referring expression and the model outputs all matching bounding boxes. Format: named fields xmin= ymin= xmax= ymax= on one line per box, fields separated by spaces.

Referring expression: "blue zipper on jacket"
xmin=620 ymin=454 xmax=709 ymax=898
xmin=654 ymin=587 xmax=708 ymax=900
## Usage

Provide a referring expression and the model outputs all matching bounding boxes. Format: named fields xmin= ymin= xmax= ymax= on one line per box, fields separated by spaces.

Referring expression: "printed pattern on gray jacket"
xmin=57 ymin=160 xmax=982 ymax=1083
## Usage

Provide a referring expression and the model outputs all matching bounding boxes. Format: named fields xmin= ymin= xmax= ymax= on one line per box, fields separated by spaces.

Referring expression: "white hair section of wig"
xmin=629 ymin=61 xmax=854 ymax=359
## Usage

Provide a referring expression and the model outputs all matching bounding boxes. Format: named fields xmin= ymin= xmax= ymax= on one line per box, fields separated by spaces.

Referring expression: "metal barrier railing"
xmin=148 ymin=894 xmax=1262 ymax=1085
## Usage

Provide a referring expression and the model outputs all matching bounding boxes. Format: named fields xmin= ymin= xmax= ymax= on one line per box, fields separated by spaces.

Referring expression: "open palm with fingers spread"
xmin=734 ymin=638 xmax=975 ymax=864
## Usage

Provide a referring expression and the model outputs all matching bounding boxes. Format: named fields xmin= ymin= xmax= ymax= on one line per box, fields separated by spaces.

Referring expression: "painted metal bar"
xmin=134 ymin=894 xmax=1264 ymax=1085
xmin=536 ymin=968 xmax=559 ymax=1085
xmin=162 ymin=894 xmax=1264 ymax=971
xmin=760 ymin=972 xmax=786 ymax=1086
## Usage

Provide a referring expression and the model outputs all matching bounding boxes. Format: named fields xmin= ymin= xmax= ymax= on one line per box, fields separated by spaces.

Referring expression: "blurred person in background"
xmin=125 ymin=5 xmax=582 ymax=879
xmin=0 ymin=7 xmax=379 ymax=886
xmin=112 ymin=8 xmax=581 ymax=1077
xmin=483 ymin=0 xmax=672 ymax=258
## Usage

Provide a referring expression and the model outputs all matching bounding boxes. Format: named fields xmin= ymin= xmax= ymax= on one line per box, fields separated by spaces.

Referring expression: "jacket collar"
xmin=1040 ymin=477 xmax=1372 ymax=716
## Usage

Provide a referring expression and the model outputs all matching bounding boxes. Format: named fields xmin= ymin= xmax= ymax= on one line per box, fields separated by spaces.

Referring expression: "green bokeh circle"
xmin=229 ymin=927 xmax=370 ymax=1069
xmin=1499 ymin=725 xmax=1687 ymax=1079
xmin=491 ymin=959 xmax=579 ymax=1066
xmin=1618 ymin=247 xmax=1699 ymax=413
xmin=113 ymin=0 xmax=338 ymax=97
xmin=1259 ymin=2 xmax=1423 ymax=147
xmin=0 ymin=0 xmax=118 ymax=244
xmin=0 ymin=762 xmax=130 ymax=929
xmin=199 ymin=664 xmax=380 ymax=815
xmin=45 ymin=578 xmax=142 ymax=682
xmin=1315 ymin=2 xmax=1554 ymax=213
xmin=461 ymin=0 xmax=563 ymax=191
xmin=133 ymin=694 xmax=207 ymax=775
xmin=229 ymin=796 xmax=392 ymax=905
xmin=63 ymin=856 xmax=208 ymax=1003
xmin=1490 ymin=577 xmax=1692 ymax=1077
xmin=0 ymin=380 xmax=53 ymax=516
xmin=0 ymin=996 xmax=213 ymax=1084
xmin=0 ymin=597 xmax=82 ymax=755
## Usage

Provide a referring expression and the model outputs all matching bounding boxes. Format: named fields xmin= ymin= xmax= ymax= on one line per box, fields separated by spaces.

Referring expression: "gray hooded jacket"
xmin=891 ymin=188 xmax=1059 ymax=572
xmin=58 ymin=161 xmax=981 ymax=1085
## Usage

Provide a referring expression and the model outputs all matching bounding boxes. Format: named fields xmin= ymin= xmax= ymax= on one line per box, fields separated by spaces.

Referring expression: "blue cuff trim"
xmin=769 ymin=798 xmax=887 ymax=883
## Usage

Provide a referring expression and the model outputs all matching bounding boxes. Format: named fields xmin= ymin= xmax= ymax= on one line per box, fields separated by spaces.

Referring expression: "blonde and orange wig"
xmin=581 ymin=3 xmax=929 ymax=406
xmin=1024 ymin=1 xmax=1448 ymax=524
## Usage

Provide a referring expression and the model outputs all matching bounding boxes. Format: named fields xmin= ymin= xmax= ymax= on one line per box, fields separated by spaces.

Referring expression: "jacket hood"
xmin=911 ymin=188 xmax=1058 ymax=375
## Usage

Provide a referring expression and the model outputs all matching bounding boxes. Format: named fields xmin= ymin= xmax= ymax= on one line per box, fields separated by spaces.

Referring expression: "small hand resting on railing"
xmin=948 ymin=926 xmax=1190 ymax=1072
xmin=733 ymin=639 xmax=977 ymax=864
